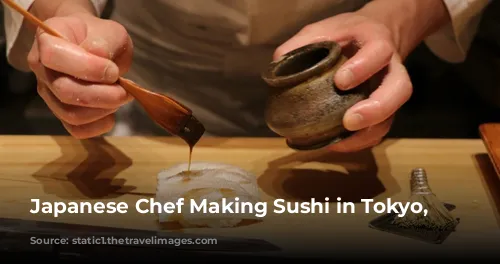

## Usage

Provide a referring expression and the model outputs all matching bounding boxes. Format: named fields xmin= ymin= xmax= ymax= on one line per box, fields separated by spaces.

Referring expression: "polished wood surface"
xmin=0 ymin=136 xmax=499 ymax=255
xmin=480 ymin=123 xmax=500 ymax=178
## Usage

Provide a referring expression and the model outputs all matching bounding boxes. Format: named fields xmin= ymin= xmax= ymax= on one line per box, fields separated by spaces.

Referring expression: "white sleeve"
xmin=424 ymin=0 xmax=491 ymax=63
xmin=2 ymin=0 xmax=108 ymax=71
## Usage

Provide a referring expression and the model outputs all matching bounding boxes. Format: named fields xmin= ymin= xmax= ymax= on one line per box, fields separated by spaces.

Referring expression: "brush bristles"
xmin=392 ymin=168 xmax=458 ymax=231
xmin=392 ymin=194 xmax=458 ymax=230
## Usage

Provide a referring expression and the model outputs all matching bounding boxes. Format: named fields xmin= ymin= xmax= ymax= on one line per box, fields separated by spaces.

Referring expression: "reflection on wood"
xmin=32 ymin=137 xmax=134 ymax=199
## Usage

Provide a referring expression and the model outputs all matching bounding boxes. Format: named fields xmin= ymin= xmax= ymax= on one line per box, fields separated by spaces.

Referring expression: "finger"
xmin=343 ymin=57 xmax=412 ymax=131
xmin=29 ymin=61 xmax=50 ymax=86
xmin=37 ymin=83 xmax=117 ymax=126
xmin=27 ymin=36 xmax=53 ymax=84
xmin=328 ymin=117 xmax=393 ymax=152
xmin=30 ymin=45 xmax=56 ymax=86
xmin=36 ymin=31 xmax=119 ymax=83
xmin=334 ymin=40 xmax=393 ymax=90
xmin=62 ymin=114 xmax=115 ymax=139
xmin=80 ymin=20 xmax=134 ymax=75
xmin=36 ymin=82 xmax=68 ymax=122
xmin=45 ymin=70 xmax=132 ymax=109
xmin=27 ymin=37 xmax=41 ymax=72
xmin=31 ymin=40 xmax=132 ymax=109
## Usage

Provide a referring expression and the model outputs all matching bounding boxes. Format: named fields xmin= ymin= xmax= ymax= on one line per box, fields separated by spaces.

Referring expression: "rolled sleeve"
xmin=424 ymin=0 xmax=491 ymax=63
xmin=2 ymin=0 xmax=108 ymax=71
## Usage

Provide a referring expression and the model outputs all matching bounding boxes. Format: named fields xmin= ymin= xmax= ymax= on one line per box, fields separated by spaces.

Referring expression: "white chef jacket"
xmin=2 ymin=0 xmax=492 ymax=136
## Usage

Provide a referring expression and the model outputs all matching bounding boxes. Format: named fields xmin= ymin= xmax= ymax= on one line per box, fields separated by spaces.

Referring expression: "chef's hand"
xmin=274 ymin=13 xmax=413 ymax=152
xmin=28 ymin=14 xmax=133 ymax=139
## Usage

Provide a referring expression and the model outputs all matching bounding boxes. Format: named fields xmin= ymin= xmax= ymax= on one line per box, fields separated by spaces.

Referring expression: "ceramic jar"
xmin=262 ymin=41 xmax=375 ymax=150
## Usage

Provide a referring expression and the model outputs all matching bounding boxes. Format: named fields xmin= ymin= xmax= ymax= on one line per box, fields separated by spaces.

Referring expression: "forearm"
xmin=358 ymin=0 xmax=451 ymax=59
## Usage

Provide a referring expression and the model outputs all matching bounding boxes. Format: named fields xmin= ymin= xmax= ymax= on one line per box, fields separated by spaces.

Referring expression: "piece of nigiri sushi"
xmin=156 ymin=162 xmax=262 ymax=228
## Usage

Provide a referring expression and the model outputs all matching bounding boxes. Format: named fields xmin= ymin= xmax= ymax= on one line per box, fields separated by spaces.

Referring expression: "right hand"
xmin=28 ymin=13 xmax=134 ymax=139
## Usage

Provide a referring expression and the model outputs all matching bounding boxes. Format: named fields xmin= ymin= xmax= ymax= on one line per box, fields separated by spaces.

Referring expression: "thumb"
xmin=38 ymin=16 xmax=89 ymax=44
xmin=35 ymin=16 xmax=120 ymax=83
xmin=78 ymin=17 xmax=134 ymax=75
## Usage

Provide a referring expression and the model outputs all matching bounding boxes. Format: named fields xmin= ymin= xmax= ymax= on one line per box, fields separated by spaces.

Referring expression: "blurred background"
xmin=1 ymin=1 xmax=499 ymax=138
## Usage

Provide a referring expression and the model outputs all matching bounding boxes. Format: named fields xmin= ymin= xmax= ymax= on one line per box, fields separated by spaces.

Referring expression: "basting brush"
xmin=392 ymin=168 xmax=459 ymax=231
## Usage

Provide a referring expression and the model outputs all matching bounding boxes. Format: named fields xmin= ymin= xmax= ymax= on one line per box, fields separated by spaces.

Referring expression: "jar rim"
xmin=262 ymin=41 xmax=342 ymax=88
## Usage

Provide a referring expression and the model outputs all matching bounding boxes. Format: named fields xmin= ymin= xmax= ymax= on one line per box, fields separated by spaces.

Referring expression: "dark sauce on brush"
xmin=175 ymin=115 xmax=205 ymax=174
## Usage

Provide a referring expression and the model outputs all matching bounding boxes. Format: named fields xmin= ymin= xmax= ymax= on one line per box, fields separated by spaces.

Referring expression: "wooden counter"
xmin=0 ymin=136 xmax=499 ymax=258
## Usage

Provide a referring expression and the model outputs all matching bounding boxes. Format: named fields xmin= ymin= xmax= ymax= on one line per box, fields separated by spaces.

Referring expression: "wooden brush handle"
xmin=2 ymin=0 xmax=189 ymax=115
xmin=117 ymin=78 xmax=191 ymax=114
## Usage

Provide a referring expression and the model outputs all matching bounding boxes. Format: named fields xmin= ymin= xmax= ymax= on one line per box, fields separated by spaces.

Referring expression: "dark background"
xmin=1 ymin=1 xmax=499 ymax=138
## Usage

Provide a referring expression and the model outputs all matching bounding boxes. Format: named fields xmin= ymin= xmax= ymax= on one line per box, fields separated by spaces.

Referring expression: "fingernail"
xmin=344 ymin=113 xmax=364 ymax=131
xmin=336 ymin=68 xmax=354 ymax=89
xmin=104 ymin=62 xmax=119 ymax=83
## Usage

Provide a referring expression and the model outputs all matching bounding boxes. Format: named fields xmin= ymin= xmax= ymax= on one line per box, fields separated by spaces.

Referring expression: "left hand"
xmin=274 ymin=12 xmax=413 ymax=152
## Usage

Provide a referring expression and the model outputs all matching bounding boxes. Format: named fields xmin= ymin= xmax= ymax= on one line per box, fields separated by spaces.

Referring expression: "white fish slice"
xmin=156 ymin=162 xmax=262 ymax=228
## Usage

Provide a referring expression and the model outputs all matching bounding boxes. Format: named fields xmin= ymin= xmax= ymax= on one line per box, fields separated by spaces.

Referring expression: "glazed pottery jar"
xmin=262 ymin=41 xmax=376 ymax=150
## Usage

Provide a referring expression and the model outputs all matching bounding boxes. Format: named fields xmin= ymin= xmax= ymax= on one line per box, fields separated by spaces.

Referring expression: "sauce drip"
xmin=187 ymin=145 xmax=193 ymax=172
xmin=176 ymin=115 xmax=204 ymax=174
